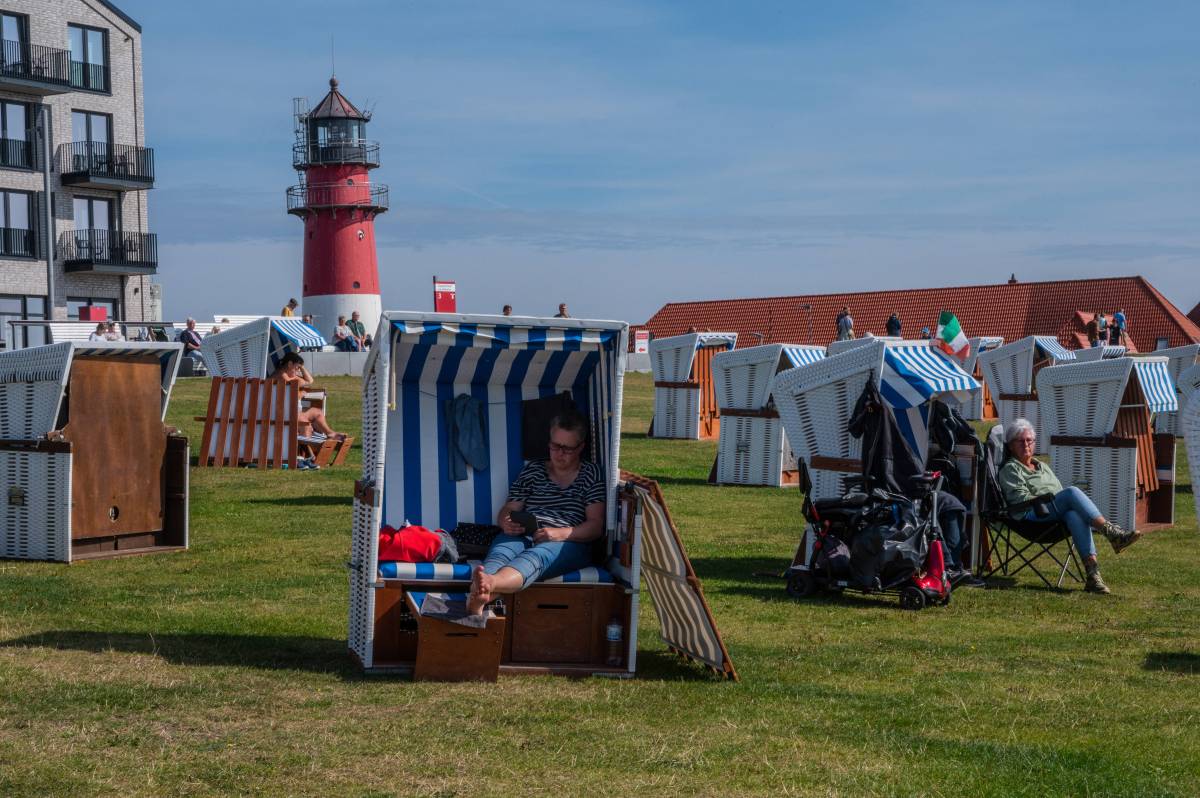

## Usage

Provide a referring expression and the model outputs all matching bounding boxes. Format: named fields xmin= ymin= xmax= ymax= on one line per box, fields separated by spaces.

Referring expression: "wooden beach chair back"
xmin=198 ymin=377 xmax=299 ymax=469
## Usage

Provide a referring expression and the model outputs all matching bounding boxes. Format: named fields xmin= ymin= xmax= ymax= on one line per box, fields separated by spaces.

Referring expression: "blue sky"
xmin=134 ymin=0 xmax=1200 ymax=323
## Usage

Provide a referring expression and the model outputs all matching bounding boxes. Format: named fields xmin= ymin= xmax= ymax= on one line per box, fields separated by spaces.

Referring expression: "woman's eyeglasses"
xmin=548 ymin=441 xmax=583 ymax=454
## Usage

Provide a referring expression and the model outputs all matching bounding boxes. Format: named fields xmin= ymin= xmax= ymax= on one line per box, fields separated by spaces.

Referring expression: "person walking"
xmin=886 ymin=312 xmax=902 ymax=337
xmin=836 ymin=306 xmax=855 ymax=341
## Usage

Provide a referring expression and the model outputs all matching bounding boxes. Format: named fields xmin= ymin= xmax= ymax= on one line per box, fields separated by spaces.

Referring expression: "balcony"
xmin=0 ymin=227 xmax=36 ymax=258
xmin=57 ymin=142 xmax=155 ymax=189
xmin=293 ymin=140 xmax=380 ymax=169
xmin=0 ymin=137 xmax=35 ymax=170
xmin=69 ymin=59 xmax=109 ymax=93
xmin=286 ymin=182 xmax=389 ymax=216
xmin=0 ymin=39 xmax=72 ymax=94
xmin=58 ymin=229 xmax=157 ymax=275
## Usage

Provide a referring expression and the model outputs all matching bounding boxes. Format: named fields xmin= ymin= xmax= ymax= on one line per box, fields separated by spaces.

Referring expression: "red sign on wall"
xmin=433 ymin=277 xmax=457 ymax=313
xmin=634 ymin=329 xmax=650 ymax=353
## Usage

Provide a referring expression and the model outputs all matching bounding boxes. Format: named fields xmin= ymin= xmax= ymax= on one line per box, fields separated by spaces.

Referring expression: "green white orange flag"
xmin=935 ymin=310 xmax=970 ymax=362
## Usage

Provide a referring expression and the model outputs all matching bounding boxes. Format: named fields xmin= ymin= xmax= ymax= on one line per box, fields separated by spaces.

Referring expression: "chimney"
xmin=1008 ymin=273 xmax=1018 ymax=284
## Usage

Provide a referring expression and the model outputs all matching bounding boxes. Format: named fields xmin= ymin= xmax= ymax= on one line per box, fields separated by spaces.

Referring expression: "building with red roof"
xmin=1188 ymin=302 xmax=1200 ymax=330
xmin=639 ymin=275 xmax=1200 ymax=354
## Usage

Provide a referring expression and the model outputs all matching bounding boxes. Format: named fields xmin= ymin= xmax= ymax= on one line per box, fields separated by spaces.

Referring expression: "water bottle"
xmin=605 ymin=617 xmax=623 ymax=666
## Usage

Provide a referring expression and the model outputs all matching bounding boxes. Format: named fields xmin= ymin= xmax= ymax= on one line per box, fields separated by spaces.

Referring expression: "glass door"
xmin=72 ymin=110 xmax=111 ymax=171
xmin=73 ymin=196 xmax=113 ymax=261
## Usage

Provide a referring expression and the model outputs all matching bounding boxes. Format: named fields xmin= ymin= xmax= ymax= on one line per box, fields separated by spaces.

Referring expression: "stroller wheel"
xmin=786 ymin=570 xmax=817 ymax=598
xmin=899 ymin=585 xmax=926 ymax=611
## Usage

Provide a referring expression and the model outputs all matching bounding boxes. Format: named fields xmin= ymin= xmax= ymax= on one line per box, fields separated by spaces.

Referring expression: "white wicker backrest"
xmin=1181 ymin=392 xmax=1200 ymax=526
xmin=213 ymin=314 xmax=286 ymax=326
xmin=0 ymin=342 xmax=73 ymax=437
xmin=1036 ymin=358 xmax=1133 ymax=437
xmin=773 ymin=340 xmax=885 ymax=465
xmin=961 ymin=336 xmax=1004 ymax=376
xmin=712 ymin=344 xmax=782 ymax=411
xmin=649 ymin=333 xmax=699 ymax=383
xmin=1156 ymin=345 xmax=1200 ymax=402
xmin=1073 ymin=345 xmax=1125 ymax=363
xmin=200 ymin=317 xmax=271 ymax=378
xmin=1178 ymin=364 xmax=1200 ymax=408
xmin=979 ymin=336 xmax=1038 ymax=396
xmin=46 ymin=322 xmax=99 ymax=343
xmin=826 ymin=336 xmax=899 ymax=357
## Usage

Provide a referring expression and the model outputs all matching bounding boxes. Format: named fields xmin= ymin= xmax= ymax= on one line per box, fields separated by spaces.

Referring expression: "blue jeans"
xmin=1023 ymin=486 xmax=1099 ymax=558
xmin=940 ymin=507 xmax=967 ymax=570
xmin=482 ymin=534 xmax=594 ymax=587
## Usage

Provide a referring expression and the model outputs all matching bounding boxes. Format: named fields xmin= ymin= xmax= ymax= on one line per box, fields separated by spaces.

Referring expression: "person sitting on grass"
xmin=269 ymin=352 xmax=345 ymax=441
xmin=998 ymin=418 xmax=1140 ymax=594
xmin=467 ymin=410 xmax=605 ymax=614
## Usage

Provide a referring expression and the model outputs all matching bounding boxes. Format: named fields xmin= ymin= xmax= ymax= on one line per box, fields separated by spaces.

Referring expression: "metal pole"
xmin=37 ymin=104 xmax=56 ymax=318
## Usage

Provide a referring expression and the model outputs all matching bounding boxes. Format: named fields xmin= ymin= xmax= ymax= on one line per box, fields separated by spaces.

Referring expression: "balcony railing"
xmin=0 ymin=226 xmax=35 ymax=258
xmin=293 ymin=140 xmax=380 ymax=169
xmin=286 ymin=182 xmax=389 ymax=214
xmin=69 ymin=59 xmax=109 ymax=92
xmin=58 ymin=229 xmax=158 ymax=273
xmin=57 ymin=141 xmax=155 ymax=187
xmin=0 ymin=39 xmax=72 ymax=91
xmin=0 ymin=137 xmax=35 ymax=169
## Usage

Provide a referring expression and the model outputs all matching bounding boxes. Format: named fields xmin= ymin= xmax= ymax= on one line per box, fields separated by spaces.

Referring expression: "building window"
xmin=0 ymin=294 xmax=46 ymax=350
xmin=0 ymin=189 xmax=33 ymax=257
xmin=71 ymin=195 xmax=113 ymax=260
xmin=0 ymin=100 xmax=31 ymax=169
xmin=67 ymin=296 xmax=118 ymax=321
xmin=68 ymin=24 xmax=108 ymax=92
xmin=1155 ymin=337 xmax=1169 ymax=351
xmin=70 ymin=109 xmax=111 ymax=169
xmin=1 ymin=11 xmax=27 ymax=52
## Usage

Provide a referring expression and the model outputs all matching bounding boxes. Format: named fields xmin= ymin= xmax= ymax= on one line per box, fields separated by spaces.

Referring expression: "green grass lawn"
xmin=2 ymin=371 xmax=1198 ymax=797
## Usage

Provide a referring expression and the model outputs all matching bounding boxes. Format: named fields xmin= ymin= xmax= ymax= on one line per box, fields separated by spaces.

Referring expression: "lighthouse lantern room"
xmin=287 ymin=77 xmax=388 ymax=338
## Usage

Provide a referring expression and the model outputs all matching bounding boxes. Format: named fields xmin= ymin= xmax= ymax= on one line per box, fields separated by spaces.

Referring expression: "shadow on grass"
xmin=651 ymin=474 xmax=718 ymax=488
xmin=1177 ymin=484 xmax=1193 ymax=495
xmin=245 ymin=495 xmax=352 ymax=507
xmin=1144 ymin=651 xmax=1200 ymax=674
xmin=621 ymin=432 xmax=650 ymax=441
xmin=1 ymin=631 xmax=364 ymax=679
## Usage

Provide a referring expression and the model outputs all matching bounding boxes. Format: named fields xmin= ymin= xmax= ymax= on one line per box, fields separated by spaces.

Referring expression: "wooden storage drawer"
xmin=407 ymin=593 xmax=505 ymax=682
xmin=510 ymin=585 xmax=599 ymax=664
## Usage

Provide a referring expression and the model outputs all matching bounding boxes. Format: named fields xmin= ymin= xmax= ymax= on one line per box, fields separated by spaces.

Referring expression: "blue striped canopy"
xmin=696 ymin=332 xmax=737 ymax=351
xmin=879 ymin=345 xmax=980 ymax=411
xmin=878 ymin=345 xmax=979 ymax=460
xmin=783 ymin=346 xmax=825 ymax=368
xmin=271 ymin=319 xmax=326 ymax=349
xmin=1034 ymin=336 xmax=1076 ymax=362
xmin=383 ymin=319 xmax=624 ymax=535
xmin=1101 ymin=345 xmax=1127 ymax=358
xmin=1132 ymin=359 xmax=1178 ymax=414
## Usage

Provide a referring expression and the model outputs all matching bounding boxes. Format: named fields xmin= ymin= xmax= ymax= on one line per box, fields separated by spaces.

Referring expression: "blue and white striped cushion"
xmin=378 ymin=560 xmax=613 ymax=584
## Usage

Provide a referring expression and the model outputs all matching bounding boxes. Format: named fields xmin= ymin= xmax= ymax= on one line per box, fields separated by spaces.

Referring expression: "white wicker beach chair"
xmin=200 ymin=317 xmax=326 ymax=379
xmin=979 ymin=335 xmax=1076 ymax=454
xmin=773 ymin=340 xmax=886 ymax=501
xmin=649 ymin=332 xmax=737 ymax=440
xmin=1073 ymin=344 xmax=1126 ymax=363
xmin=1037 ymin=356 xmax=1177 ymax=532
xmin=1149 ymin=344 xmax=1200 ymax=436
xmin=942 ymin=336 xmax=1004 ymax=420
xmin=0 ymin=342 xmax=188 ymax=562
xmin=711 ymin=344 xmax=824 ymax=486
xmin=1182 ymin=392 xmax=1200 ymax=529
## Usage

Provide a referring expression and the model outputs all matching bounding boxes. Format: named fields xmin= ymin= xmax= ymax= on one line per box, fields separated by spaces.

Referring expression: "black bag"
xmin=450 ymin=523 xmax=501 ymax=556
xmin=816 ymin=534 xmax=852 ymax=579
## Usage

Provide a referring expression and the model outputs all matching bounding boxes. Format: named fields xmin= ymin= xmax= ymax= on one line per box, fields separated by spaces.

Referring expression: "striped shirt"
xmin=508 ymin=459 xmax=606 ymax=529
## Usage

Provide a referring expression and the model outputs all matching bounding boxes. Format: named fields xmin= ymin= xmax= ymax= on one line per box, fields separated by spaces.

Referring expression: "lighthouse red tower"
xmin=287 ymin=77 xmax=388 ymax=337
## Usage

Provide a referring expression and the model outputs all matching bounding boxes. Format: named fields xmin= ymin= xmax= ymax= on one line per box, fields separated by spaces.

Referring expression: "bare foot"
xmin=466 ymin=566 xmax=493 ymax=615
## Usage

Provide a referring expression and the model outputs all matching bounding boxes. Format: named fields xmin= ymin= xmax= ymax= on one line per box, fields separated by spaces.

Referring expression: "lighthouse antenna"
xmin=330 ymin=34 xmax=335 ymax=78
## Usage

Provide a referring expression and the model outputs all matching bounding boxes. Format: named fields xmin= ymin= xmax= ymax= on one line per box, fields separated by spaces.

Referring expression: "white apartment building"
xmin=0 ymin=0 xmax=154 ymax=349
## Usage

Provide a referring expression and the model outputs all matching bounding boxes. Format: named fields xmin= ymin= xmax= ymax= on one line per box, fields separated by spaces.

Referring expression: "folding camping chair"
xmin=978 ymin=425 xmax=1084 ymax=589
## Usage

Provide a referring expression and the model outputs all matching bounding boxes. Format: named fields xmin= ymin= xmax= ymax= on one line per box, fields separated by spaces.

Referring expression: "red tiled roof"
xmin=641 ymin=276 xmax=1200 ymax=353
xmin=309 ymin=77 xmax=367 ymax=120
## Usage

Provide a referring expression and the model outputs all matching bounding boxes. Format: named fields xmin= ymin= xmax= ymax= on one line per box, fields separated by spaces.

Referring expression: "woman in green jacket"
xmin=999 ymin=418 xmax=1140 ymax=593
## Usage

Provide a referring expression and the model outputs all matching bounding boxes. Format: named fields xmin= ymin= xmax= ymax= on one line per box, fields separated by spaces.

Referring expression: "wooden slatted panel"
xmin=216 ymin=380 xmax=239 ymax=467
xmin=198 ymin=378 xmax=221 ymax=466
xmin=693 ymin=346 xmax=722 ymax=440
xmin=1114 ymin=377 xmax=1158 ymax=495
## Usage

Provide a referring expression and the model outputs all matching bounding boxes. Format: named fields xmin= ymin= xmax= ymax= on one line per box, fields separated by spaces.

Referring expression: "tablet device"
xmin=509 ymin=511 xmax=539 ymax=535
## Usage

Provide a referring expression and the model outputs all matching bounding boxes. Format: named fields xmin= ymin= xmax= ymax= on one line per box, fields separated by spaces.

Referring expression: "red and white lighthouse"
xmin=287 ymin=77 xmax=388 ymax=337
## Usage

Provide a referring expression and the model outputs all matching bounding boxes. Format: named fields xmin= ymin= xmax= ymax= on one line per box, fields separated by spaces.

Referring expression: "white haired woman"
xmin=998 ymin=418 xmax=1140 ymax=593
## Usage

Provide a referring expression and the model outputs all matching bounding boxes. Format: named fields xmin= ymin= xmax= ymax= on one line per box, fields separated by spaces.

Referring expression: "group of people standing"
xmin=836 ymin=308 xmax=921 ymax=341
xmin=501 ymin=303 xmax=571 ymax=318
xmin=1086 ymin=309 xmax=1128 ymax=348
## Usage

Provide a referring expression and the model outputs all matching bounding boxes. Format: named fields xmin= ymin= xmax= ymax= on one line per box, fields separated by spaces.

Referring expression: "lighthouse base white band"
xmin=303 ymin=294 xmax=382 ymax=343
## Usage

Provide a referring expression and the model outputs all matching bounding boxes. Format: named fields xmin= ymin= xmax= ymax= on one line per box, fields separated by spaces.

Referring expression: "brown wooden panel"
xmin=653 ymin=380 xmax=700 ymax=390
xmin=197 ymin=378 xmax=221 ymax=467
xmin=998 ymin=393 xmax=1039 ymax=402
xmin=410 ymin=592 xmax=505 ymax=682
xmin=60 ymin=355 xmax=167 ymax=540
xmin=720 ymin=408 xmax=780 ymax=419
xmin=163 ymin=435 xmax=188 ymax=548
xmin=693 ymin=346 xmax=722 ymax=440
xmin=810 ymin=455 xmax=863 ymax=472
xmin=1049 ymin=435 xmax=1136 ymax=449
xmin=1114 ymin=378 xmax=1157 ymax=494
xmin=511 ymin=585 xmax=595 ymax=663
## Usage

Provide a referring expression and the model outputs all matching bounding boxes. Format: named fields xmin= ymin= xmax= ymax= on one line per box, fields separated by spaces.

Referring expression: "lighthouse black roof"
xmin=309 ymin=77 xmax=369 ymax=121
